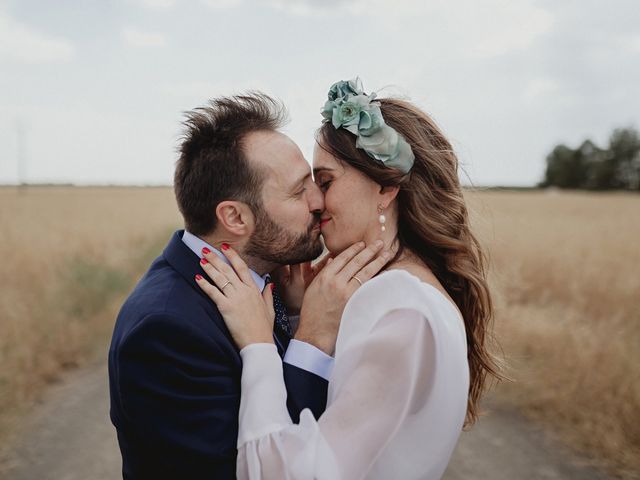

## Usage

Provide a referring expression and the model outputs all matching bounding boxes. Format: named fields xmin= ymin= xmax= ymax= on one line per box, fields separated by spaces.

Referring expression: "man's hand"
xmin=272 ymin=254 xmax=333 ymax=315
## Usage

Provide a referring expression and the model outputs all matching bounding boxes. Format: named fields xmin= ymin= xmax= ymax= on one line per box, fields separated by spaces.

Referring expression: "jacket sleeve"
xmin=114 ymin=312 xmax=239 ymax=479
xmin=283 ymin=362 xmax=328 ymax=422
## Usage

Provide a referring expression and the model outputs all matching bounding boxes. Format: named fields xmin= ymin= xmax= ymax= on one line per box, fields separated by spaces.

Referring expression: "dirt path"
xmin=0 ymin=362 xmax=612 ymax=480
xmin=0 ymin=361 xmax=121 ymax=480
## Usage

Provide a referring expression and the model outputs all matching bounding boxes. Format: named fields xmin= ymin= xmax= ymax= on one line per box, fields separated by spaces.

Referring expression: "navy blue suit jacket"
xmin=109 ymin=231 xmax=328 ymax=479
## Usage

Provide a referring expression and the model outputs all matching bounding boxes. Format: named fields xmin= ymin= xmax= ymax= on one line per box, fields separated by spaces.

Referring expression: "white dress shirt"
xmin=182 ymin=231 xmax=334 ymax=380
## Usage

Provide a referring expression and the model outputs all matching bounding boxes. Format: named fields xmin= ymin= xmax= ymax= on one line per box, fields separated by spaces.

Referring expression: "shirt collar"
xmin=182 ymin=230 xmax=269 ymax=292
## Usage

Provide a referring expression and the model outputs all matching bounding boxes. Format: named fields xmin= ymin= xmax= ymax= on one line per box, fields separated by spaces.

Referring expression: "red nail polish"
xmin=195 ymin=274 xmax=203 ymax=281
xmin=202 ymin=247 xmax=211 ymax=254
xmin=270 ymin=283 xmax=275 ymax=292
xmin=200 ymin=258 xmax=208 ymax=265
xmin=221 ymin=243 xmax=229 ymax=251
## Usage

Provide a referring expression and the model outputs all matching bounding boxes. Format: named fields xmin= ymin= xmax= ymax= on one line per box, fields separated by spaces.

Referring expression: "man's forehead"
xmin=244 ymin=131 xmax=297 ymax=165
xmin=243 ymin=131 xmax=310 ymax=189
xmin=243 ymin=129 xmax=287 ymax=150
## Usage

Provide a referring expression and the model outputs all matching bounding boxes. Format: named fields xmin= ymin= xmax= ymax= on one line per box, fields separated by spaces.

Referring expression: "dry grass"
xmin=466 ymin=190 xmax=640 ymax=478
xmin=0 ymin=186 xmax=181 ymax=443
xmin=0 ymin=187 xmax=637 ymax=477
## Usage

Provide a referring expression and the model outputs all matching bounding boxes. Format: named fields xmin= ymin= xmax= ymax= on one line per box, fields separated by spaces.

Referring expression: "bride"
xmin=195 ymin=78 xmax=500 ymax=479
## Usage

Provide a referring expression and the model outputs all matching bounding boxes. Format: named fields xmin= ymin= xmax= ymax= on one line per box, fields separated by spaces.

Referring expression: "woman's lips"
xmin=319 ymin=218 xmax=331 ymax=228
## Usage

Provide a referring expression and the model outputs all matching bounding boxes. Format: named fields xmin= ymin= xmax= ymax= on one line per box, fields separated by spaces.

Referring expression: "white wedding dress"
xmin=236 ymin=269 xmax=469 ymax=480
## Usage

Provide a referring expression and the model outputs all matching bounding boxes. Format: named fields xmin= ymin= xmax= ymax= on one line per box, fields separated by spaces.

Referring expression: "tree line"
xmin=540 ymin=127 xmax=640 ymax=190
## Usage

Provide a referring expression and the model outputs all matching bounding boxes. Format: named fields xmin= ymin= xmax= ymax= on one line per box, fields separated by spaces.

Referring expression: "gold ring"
xmin=352 ymin=276 xmax=363 ymax=286
xmin=220 ymin=280 xmax=231 ymax=290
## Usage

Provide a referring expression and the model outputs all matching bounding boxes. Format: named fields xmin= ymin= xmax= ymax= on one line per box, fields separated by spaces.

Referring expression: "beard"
xmin=244 ymin=206 xmax=324 ymax=265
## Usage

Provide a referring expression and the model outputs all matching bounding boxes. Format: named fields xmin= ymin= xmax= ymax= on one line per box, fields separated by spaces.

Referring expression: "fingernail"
xmin=358 ymin=241 xmax=365 ymax=247
xmin=202 ymin=247 xmax=211 ymax=255
xmin=195 ymin=274 xmax=203 ymax=281
xmin=221 ymin=243 xmax=230 ymax=251
xmin=200 ymin=258 xmax=208 ymax=265
xmin=270 ymin=283 xmax=275 ymax=292
xmin=375 ymin=240 xmax=384 ymax=247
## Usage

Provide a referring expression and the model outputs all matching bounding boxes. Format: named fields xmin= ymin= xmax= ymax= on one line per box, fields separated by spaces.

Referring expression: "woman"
xmin=196 ymin=78 xmax=500 ymax=479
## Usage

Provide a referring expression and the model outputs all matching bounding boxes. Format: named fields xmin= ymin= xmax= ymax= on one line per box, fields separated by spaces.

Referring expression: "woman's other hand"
xmin=296 ymin=240 xmax=392 ymax=355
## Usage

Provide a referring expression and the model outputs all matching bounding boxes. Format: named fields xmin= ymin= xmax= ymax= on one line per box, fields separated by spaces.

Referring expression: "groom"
xmin=109 ymin=93 xmax=334 ymax=479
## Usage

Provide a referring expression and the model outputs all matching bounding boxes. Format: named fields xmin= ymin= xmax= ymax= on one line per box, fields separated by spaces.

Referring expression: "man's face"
xmin=243 ymin=131 xmax=325 ymax=265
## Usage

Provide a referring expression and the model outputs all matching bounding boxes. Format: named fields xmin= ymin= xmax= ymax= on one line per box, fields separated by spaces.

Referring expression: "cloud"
xmin=263 ymin=0 xmax=554 ymax=58
xmin=265 ymin=0 xmax=349 ymax=16
xmin=522 ymin=77 xmax=560 ymax=105
xmin=374 ymin=0 xmax=554 ymax=59
xmin=622 ymin=33 xmax=640 ymax=53
xmin=137 ymin=0 xmax=177 ymax=9
xmin=0 ymin=10 xmax=74 ymax=63
xmin=157 ymin=79 xmax=273 ymax=104
xmin=122 ymin=27 xmax=166 ymax=47
xmin=463 ymin=1 xmax=554 ymax=58
xmin=200 ymin=0 xmax=242 ymax=9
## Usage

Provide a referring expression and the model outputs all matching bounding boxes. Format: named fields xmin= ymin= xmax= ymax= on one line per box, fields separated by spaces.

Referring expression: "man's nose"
xmin=308 ymin=182 xmax=325 ymax=213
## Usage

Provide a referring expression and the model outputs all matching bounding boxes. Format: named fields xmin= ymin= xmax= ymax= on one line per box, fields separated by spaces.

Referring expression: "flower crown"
xmin=321 ymin=78 xmax=415 ymax=174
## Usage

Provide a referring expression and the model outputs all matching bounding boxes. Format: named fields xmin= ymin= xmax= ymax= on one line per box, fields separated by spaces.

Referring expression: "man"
xmin=109 ymin=93 xmax=334 ymax=479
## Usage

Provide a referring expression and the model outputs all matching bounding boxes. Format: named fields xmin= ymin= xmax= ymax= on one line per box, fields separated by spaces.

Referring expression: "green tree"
xmin=608 ymin=127 xmax=640 ymax=190
xmin=581 ymin=139 xmax=611 ymax=190
xmin=542 ymin=126 xmax=640 ymax=190
xmin=542 ymin=144 xmax=588 ymax=188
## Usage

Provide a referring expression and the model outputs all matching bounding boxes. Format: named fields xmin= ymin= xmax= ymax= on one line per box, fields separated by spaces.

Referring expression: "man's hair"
xmin=174 ymin=92 xmax=288 ymax=236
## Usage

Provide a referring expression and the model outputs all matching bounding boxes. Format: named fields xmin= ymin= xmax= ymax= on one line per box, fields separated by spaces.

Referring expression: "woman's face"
xmin=312 ymin=143 xmax=384 ymax=254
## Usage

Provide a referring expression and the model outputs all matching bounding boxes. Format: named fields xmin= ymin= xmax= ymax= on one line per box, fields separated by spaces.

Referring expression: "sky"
xmin=0 ymin=0 xmax=638 ymax=186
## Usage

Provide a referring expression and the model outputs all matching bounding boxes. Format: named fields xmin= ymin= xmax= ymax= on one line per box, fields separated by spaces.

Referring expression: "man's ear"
xmin=378 ymin=185 xmax=400 ymax=208
xmin=215 ymin=201 xmax=255 ymax=236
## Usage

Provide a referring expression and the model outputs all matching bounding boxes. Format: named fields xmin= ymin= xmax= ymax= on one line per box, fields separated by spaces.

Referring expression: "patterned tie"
xmin=269 ymin=283 xmax=292 ymax=358
xmin=271 ymin=284 xmax=293 ymax=338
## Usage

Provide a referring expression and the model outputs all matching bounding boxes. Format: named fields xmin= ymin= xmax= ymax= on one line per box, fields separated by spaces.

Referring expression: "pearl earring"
xmin=377 ymin=204 xmax=386 ymax=232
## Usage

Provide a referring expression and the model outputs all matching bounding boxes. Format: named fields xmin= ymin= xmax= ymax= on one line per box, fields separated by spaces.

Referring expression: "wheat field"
xmin=467 ymin=189 xmax=640 ymax=477
xmin=0 ymin=187 xmax=638 ymax=476
xmin=0 ymin=186 xmax=182 ymax=443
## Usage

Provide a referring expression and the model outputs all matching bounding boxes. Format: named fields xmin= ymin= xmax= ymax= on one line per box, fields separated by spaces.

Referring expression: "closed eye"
xmin=318 ymin=180 xmax=332 ymax=192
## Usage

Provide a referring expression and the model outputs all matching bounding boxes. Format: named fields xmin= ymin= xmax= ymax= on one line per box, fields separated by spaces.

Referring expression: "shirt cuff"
xmin=283 ymin=339 xmax=334 ymax=381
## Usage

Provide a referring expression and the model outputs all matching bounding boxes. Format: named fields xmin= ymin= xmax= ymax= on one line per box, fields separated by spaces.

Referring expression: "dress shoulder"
xmin=336 ymin=269 xmax=465 ymax=358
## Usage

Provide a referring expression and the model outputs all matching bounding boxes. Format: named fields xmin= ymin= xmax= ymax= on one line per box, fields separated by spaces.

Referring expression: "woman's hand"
xmin=271 ymin=255 xmax=333 ymax=315
xmin=296 ymin=240 xmax=392 ymax=355
xmin=195 ymin=245 xmax=274 ymax=350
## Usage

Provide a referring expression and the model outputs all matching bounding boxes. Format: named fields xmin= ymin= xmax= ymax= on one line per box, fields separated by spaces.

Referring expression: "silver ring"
xmin=352 ymin=276 xmax=363 ymax=286
xmin=219 ymin=280 xmax=231 ymax=290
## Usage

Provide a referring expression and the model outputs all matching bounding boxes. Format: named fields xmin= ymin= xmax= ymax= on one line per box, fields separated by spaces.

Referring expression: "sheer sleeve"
xmin=236 ymin=306 xmax=439 ymax=480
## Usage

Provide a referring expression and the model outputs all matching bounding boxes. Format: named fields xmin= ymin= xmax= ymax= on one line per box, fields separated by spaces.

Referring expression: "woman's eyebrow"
xmin=313 ymin=167 xmax=334 ymax=175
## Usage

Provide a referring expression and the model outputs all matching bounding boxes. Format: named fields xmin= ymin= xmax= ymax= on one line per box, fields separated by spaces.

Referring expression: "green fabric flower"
xmin=320 ymin=77 xmax=415 ymax=174
xmin=327 ymin=78 xmax=362 ymax=101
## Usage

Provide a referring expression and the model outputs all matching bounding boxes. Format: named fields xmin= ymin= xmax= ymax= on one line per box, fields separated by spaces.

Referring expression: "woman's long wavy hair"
xmin=318 ymin=98 xmax=502 ymax=426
